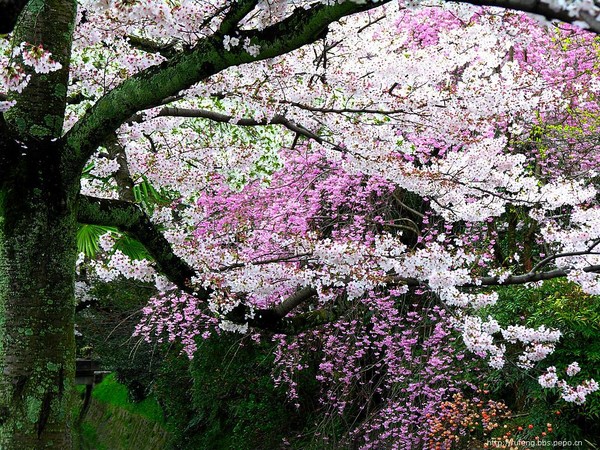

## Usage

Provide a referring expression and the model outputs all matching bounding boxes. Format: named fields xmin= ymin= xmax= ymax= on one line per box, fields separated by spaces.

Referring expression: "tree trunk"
xmin=0 ymin=141 xmax=78 ymax=448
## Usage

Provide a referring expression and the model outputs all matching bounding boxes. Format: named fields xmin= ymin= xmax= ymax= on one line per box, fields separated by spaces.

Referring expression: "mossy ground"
xmin=75 ymin=375 xmax=168 ymax=450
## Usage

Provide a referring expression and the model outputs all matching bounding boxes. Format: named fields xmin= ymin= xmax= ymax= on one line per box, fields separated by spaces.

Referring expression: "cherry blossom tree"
xmin=1 ymin=0 xmax=600 ymax=448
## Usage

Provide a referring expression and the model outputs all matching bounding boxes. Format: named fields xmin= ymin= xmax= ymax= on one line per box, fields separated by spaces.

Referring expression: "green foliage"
xmin=92 ymin=374 xmax=165 ymax=425
xmin=482 ymin=279 xmax=600 ymax=444
xmin=153 ymin=334 xmax=316 ymax=450
xmin=133 ymin=175 xmax=175 ymax=209
xmin=75 ymin=280 xmax=169 ymax=448
xmin=77 ymin=224 xmax=117 ymax=258
xmin=77 ymin=279 xmax=158 ymax=402
xmin=77 ymin=422 xmax=108 ymax=450
xmin=76 ymin=279 xmax=318 ymax=449
xmin=112 ymin=234 xmax=151 ymax=260
xmin=150 ymin=349 xmax=196 ymax=444
xmin=76 ymin=224 xmax=150 ymax=260
xmin=74 ymin=377 xmax=170 ymax=450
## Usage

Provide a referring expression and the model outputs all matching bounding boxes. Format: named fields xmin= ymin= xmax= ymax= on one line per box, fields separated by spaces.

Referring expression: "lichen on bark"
xmin=0 ymin=170 xmax=79 ymax=448
xmin=3 ymin=0 xmax=76 ymax=139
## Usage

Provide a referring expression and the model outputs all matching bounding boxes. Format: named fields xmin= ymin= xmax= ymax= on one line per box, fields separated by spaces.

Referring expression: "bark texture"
xmin=0 ymin=0 xmax=78 ymax=445
xmin=4 ymin=0 xmax=77 ymax=140
xmin=0 ymin=141 xmax=79 ymax=449
xmin=0 ymin=0 xmax=29 ymax=34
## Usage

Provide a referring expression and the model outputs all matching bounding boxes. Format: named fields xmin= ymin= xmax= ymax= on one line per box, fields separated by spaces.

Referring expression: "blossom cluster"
xmin=538 ymin=365 xmax=599 ymax=404
xmin=1 ymin=42 xmax=62 ymax=106
xmin=63 ymin=2 xmax=600 ymax=446
xmin=271 ymin=303 xmax=483 ymax=449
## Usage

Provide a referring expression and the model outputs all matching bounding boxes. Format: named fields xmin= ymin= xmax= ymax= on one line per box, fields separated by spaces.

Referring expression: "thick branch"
xmin=274 ymin=286 xmax=318 ymax=318
xmin=231 ymin=260 xmax=600 ymax=333
xmin=4 ymin=0 xmax=77 ymax=140
xmin=391 ymin=263 xmax=600 ymax=287
xmin=76 ymin=195 xmax=321 ymax=332
xmin=0 ymin=0 xmax=28 ymax=34
xmin=218 ymin=0 xmax=260 ymax=35
xmin=224 ymin=287 xmax=323 ymax=332
xmin=62 ymin=0 xmax=393 ymax=181
xmin=134 ymin=106 xmax=343 ymax=150
xmin=77 ymin=194 xmax=203 ymax=297
xmin=103 ymin=134 xmax=136 ymax=202
xmin=75 ymin=195 xmax=600 ymax=334
xmin=127 ymin=35 xmax=180 ymax=59
xmin=61 ymin=0 xmax=600 ymax=179
xmin=476 ymin=264 xmax=600 ymax=286
xmin=461 ymin=0 xmax=600 ymax=32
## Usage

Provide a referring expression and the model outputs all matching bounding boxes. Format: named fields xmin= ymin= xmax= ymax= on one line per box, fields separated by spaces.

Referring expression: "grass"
xmin=75 ymin=375 xmax=170 ymax=450
xmin=78 ymin=422 xmax=108 ymax=450
xmin=91 ymin=374 xmax=166 ymax=425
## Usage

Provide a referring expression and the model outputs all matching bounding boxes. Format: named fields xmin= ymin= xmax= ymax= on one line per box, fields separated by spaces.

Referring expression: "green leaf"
xmin=81 ymin=161 xmax=95 ymax=178
xmin=76 ymin=224 xmax=117 ymax=258
xmin=133 ymin=175 xmax=174 ymax=207
xmin=113 ymin=235 xmax=151 ymax=261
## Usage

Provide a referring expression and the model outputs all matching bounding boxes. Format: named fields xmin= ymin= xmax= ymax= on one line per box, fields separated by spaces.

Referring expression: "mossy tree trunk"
xmin=0 ymin=0 xmax=78 ymax=446
xmin=0 ymin=0 xmax=397 ymax=446
xmin=0 ymin=141 xmax=79 ymax=449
